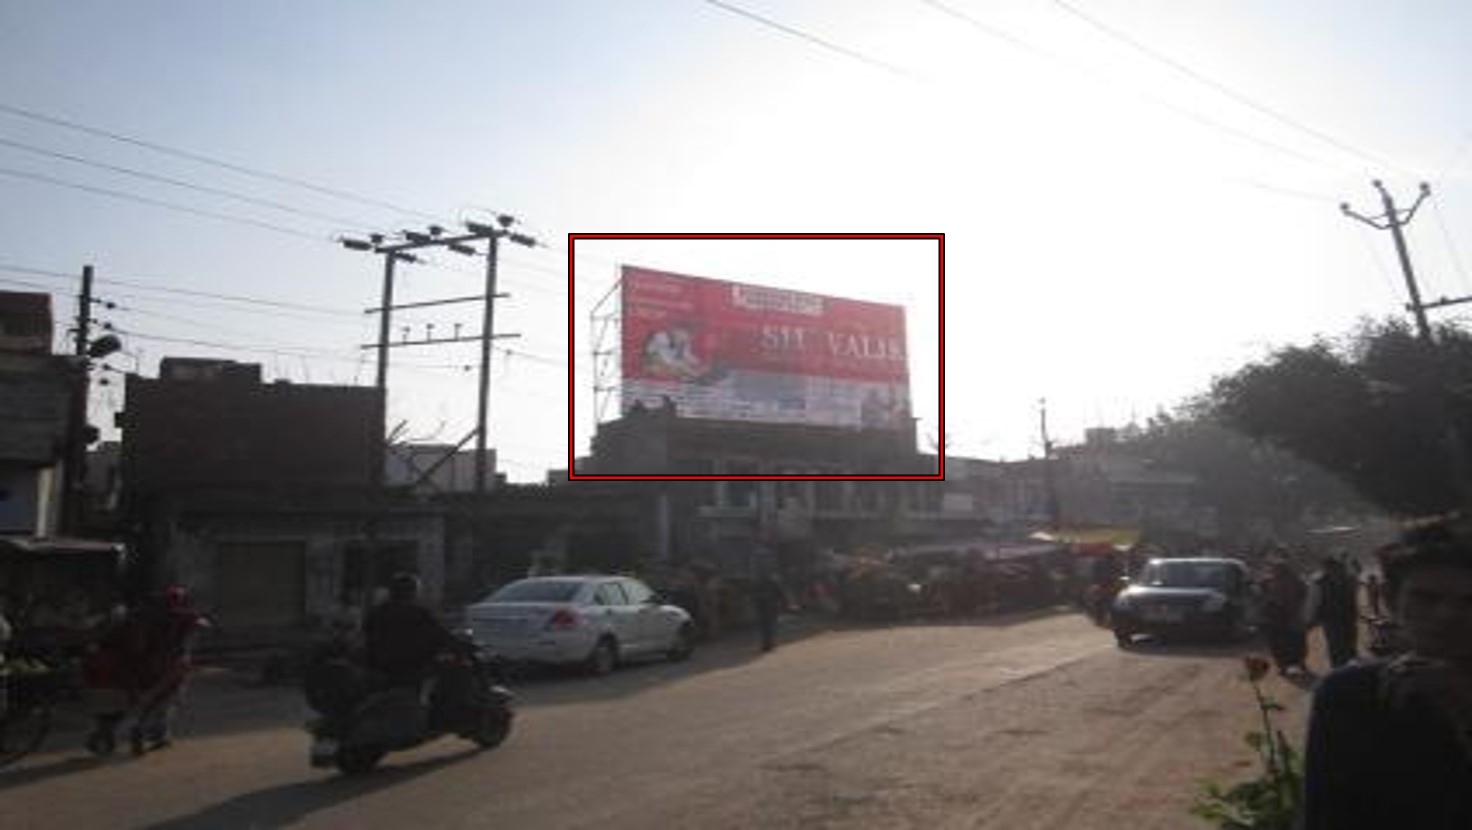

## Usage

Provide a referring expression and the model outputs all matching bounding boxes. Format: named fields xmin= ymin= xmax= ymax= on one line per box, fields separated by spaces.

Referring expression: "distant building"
xmin=578 ymin=406 xmax=949 ymax=572
xmin=122 ymin=358 xmax=380 ymax=497
xmin=1029 ymin=427 xmax=1208 ymax=538
xmin=0 ymin=291 xmax=71 ymax=536
xmin=119 ymin=358 xmax=448 ymax=637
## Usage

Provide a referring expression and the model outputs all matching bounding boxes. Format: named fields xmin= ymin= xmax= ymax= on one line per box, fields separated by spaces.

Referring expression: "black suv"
xmin=1110 ymin=557 xmax=1252 ymax=646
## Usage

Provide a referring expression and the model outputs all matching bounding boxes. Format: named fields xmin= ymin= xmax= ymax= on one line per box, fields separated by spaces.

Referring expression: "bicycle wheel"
xmin=0 ymin=686 xmax=54 ymax=767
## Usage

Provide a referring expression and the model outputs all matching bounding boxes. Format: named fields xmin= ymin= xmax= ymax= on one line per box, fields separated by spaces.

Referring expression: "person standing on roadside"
xmin=1301 ymin=516 xmax=1472 ymax=829
xmin=1312 ymin=557 xmax=1361 ymax=668
xmin=752 ymin=571 xmax=786 ymax=653
xmin=1260 ymin=559 xmax=1311 ymax=676
xmin=1363 ymin=571 xmax=1385 ymax=617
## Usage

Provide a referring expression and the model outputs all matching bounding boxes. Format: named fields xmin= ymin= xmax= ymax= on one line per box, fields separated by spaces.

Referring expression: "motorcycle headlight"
xmin=1201 ymin=592 xmax=1227 ymax=613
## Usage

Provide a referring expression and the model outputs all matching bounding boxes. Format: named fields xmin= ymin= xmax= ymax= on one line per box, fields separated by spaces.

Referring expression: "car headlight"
xmin=1112 ymin=593 xmax=1134 ymax=611
xmin=1201 ymin=592 xmax=1227 ymax=613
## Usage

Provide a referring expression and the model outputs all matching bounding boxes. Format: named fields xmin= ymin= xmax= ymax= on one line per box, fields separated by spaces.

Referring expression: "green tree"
xmin=1205 ymin=318 xmax=1472 ymax=515
xmin=1122 ymin=410 xmax=1365 ymax=541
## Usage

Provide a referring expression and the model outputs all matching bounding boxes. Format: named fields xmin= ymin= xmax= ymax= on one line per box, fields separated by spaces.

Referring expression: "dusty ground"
xmin=1 ymin=610 xmax=1320 ymax=829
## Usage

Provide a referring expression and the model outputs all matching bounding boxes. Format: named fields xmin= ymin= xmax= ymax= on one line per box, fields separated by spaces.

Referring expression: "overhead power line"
xmin=702 ymin=0 xmax=921 ymax=81
xmin=0 ymin=135 xmax=377 ymax=229
xmin=113 ymin=327 xmax=363 ymax=362
xmin=917 ymin=0 xmax=1340 ymax=171
xmin=0 ymin=275 xmax=73 ymax=294
xmin=0 ymin=263 xmax=357 ymax=316
xmin=1050 ymin=0 xmax=1402 ymax=174
xmin=114 ymin=326 xmax=464 ymax=374
xmin=0 ymin=100 xmax=439 ymax=222
xmin=1428 ymin=193 xmax=1472 ymax=296
xmin=0 ymin=166 xmax=327 ymax=241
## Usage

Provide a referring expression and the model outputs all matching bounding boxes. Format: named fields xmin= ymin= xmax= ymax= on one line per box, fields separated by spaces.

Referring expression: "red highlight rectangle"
xmin=568 ymin=233 xmax=943 ymax=481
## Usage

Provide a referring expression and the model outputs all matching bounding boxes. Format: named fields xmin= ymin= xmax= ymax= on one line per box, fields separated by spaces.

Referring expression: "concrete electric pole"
xmin=1342 ymin=180 xmax=1472 ymax=505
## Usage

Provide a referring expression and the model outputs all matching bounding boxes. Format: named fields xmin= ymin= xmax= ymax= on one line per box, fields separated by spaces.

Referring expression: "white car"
xmin=464 ymin=575 xmax=695 ymax=675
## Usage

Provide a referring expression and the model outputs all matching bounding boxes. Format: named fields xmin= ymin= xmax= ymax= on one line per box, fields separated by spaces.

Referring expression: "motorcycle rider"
xmin=309 ymin=573 xmax=456 ymax=767
xmin=363 ymin=572 xmax=456 ymax=688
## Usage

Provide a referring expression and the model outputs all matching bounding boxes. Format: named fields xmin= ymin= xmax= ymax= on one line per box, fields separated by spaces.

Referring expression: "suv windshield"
xmin=1138 ymin=561 xmax=1238 ymax=590
xmin=487 ymin=580 xmax=583 ymax=603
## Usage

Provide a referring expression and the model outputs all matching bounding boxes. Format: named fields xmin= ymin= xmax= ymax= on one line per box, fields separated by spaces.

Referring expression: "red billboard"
xmin=620 ymin=266 xmax=910 ymax=429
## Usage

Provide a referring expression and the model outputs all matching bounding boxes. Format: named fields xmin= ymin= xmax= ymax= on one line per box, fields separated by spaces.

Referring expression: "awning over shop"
xmin=0 ymin=536 xmax=126 ymax=557
xmin=1027 ymin=527 xmax=1140 ymax=551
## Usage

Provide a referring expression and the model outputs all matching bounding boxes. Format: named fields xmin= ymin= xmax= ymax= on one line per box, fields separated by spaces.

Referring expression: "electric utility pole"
xmin=1342 ymin=180 xmax=1472 ymax=505
xmin=60 ymin=265 xmax=94 ymax=535
xmin=1039 ymin=398 xmax=1061 ymax=531
xmin=341 ymin=217 xmax=535 ymax=495
xmin=58 ymin=264 xmax=122 ymax=535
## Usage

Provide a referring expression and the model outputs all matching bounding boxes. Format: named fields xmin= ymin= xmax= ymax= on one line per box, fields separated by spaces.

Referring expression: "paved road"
xmin=1 ymin=610 xmax=1315 ymax=829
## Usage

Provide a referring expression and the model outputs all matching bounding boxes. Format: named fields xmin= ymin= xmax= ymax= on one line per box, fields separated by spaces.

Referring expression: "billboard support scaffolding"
xmin=589 ymin=272 xmax=621 ymax=429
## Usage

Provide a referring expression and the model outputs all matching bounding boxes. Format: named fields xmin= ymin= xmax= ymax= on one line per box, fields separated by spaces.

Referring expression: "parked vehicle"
xmin=464 ymin=576 xmax=695 ymax=675
xmin=304 ymin=634 xmax=514 ymax=775
xmin=1111 ymin=557 xmax=1253 ymax=646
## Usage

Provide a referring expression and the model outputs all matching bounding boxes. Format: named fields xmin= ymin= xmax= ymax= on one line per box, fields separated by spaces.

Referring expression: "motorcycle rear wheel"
xmin=469 ymin=709 xmax=512 ymax=750
xmin=335 ymin=745 xmax=385 ymax=775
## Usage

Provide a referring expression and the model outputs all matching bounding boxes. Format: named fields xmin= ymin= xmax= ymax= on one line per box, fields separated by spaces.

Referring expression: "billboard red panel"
xmin=620 ymin=266 xmax=911 ymax=429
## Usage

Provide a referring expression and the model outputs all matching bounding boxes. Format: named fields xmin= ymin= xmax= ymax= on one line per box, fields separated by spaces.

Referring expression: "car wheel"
xmin=666 ymin=625 xmax=694 ymax=662
xmin=585 ymin=637 xmax=618 ymax=676
xmin=1113 ymin=628 xmax=1133 ymax=648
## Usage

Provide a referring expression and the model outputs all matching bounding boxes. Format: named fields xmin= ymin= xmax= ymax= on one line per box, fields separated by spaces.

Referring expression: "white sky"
xmin=3 ymin=1 xmax=1472 ymax=481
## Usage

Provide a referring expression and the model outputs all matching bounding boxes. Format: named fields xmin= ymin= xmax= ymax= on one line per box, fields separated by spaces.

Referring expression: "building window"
xmin=816 ymin=480 xmax=843 ymax=511
xmin=727 ymin=460 xmax=758 ymax=508
xmin=777 ymin=467 xmax=807 ymax=509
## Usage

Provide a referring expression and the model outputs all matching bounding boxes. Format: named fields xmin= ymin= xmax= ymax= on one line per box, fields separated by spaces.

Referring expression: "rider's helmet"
xmin=387 ymin=572 xmax=422 ymax=603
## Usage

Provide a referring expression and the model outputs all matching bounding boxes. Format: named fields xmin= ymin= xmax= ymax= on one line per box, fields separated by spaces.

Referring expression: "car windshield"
xmin=1138 ymin=561 xmax=1237 ymax=590
xmin=486 ymin=580 xmax=583 ymax=603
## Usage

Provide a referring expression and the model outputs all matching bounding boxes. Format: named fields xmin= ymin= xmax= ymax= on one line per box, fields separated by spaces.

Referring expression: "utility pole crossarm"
xmin=1375 ymin=179 xmax=1431 ymax=225
xmin=1339 ymin=202 xmax=1389 ymax=230
xmin=1419 ymin=295 xmax=1472 ymax=312
xmin=358 ymin=332 xmax=521 ymax=349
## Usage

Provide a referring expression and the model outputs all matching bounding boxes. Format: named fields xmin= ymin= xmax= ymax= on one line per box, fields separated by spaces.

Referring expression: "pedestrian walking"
xmin=1260 ymin=560 xmax=1311 ymax=676
xmin=1363 ymin=571 xmax=1385 ymax=617
xmin=752 ymin=572 xmax=785 ymax=653
xmin=1301 ymin=515 xmax=1472 ymax=829
xmin=1312 ymin=557 xmax=1360 ymax=668
xmin=83 ymin=586 xmax=209 ymax=756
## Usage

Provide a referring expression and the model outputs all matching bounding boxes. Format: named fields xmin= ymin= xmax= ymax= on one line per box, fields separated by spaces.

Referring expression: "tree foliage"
xmin=1203 ymin=318 xmax=1472 ymax=516
xmin=1118 ymin=407 xmax=1365 ymax=541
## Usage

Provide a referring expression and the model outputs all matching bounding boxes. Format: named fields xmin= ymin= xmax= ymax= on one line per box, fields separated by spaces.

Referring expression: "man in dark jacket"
xmin=363 ymin=573 xmax=455 ymax=687
xmin=1301 ymin=518 xmax=1472 ymax=829
xmin=1312 ymin=557 xmax=1360 ymax=668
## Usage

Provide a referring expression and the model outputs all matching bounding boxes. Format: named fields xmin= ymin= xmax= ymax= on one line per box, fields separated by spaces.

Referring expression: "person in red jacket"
xmin=83 ymin=586 xmax=209 ymax=756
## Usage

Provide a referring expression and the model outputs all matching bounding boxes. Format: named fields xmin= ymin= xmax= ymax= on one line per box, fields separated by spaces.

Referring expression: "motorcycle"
xmin=303 ymin=634 xmax=514 ymax=775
